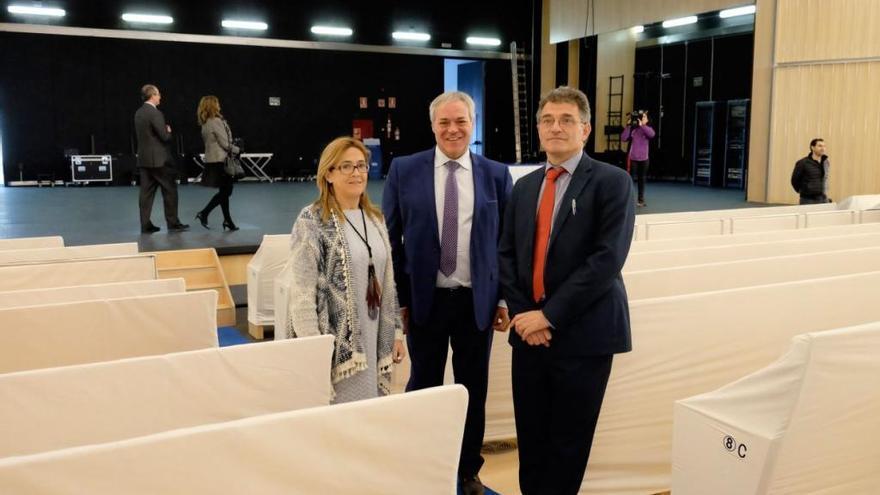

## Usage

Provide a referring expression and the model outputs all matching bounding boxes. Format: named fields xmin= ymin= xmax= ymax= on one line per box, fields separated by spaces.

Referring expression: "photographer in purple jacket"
xmin=621 ymin=110 xmax=655 ymax=207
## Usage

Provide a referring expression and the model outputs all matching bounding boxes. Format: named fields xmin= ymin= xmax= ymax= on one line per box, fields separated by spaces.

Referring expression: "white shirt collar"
xmin=145 ymin=101 xmax=157 ymax=108
xmin=434 ymin=146 xmax=472 ymax=170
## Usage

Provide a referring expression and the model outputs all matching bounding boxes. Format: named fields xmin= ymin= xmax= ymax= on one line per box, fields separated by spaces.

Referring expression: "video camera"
xmin=629 ymin=110 xmax=647 ymax=126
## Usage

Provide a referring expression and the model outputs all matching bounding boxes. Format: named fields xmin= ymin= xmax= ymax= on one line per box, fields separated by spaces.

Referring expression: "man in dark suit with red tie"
xmin=499 ymin=86 xmax=636 ymax=495
xmin=383 ymin=91 xmax=512 ymax=495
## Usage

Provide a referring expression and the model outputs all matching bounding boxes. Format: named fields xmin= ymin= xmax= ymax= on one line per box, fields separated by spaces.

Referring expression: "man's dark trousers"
xmin=406 ymin=287 xmax=493 ymax=478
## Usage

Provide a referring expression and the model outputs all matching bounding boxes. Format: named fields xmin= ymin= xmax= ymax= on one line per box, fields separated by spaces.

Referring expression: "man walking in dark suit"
xmin=134 ymin=84 xmax=188 ymax=233
xmin=382 ymin=91 xmax=512 ymax=495
xmin=498 ymin=86 xmax=636 ymax=495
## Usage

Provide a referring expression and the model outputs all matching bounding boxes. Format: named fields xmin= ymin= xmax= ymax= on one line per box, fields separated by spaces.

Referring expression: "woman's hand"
xmin=393 ymin=339 xmax=406 ymax=363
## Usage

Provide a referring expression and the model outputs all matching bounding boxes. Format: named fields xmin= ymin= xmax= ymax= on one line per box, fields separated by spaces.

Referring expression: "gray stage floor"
xmin=0 ymin=180 xmax=763 ymax=253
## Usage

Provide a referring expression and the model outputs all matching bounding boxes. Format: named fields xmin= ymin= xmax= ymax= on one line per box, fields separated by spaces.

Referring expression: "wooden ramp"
xmin=147 ymin=248 xmax=235 ymax=327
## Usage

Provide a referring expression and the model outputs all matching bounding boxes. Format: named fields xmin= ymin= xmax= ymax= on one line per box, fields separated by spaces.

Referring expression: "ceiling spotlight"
xmin=632 ymin=25 xmax=645 ymax=34
xmin=122 ymin=13 xmax=174 ymax=24
xmin=7 ymin=5 xmax=65 ymax=17
xmin=720 ymin=5 xmax=756 ymax=18
xmin=222 ymin=20 xmax=268 ymax=31
xmin=466 ymin=36 xmax=501 ymax=47
xmin=662 ymin=16 xmax=698 ymax=28
xmin=392 ymin=31 xmax=431 ymax=42
xmin=310 ymin=25 xmax=353 ymax=36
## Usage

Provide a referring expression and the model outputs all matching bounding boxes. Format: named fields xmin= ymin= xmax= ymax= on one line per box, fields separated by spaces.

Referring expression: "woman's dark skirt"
xmin=201 ymin=162 xmax=233 ymax=188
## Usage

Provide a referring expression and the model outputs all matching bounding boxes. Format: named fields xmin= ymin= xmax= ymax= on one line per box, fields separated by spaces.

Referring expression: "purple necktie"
xmin=439 ymin=160 xmax=459 ymax=277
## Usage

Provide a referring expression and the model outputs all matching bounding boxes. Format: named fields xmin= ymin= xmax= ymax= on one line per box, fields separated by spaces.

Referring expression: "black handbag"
xmin=222 ymin=121 xmax=246 ymax=178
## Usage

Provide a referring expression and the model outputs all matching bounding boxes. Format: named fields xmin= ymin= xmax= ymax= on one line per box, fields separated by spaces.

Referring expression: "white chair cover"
xmin=247 ymin=234 xmax=290 ymax=326
xmin=0 ymin=255 xmax=157 ymax=292
xmin=0 ymin=385 xmax=469 ymax=495
xmin=0 ymin=243 xmax=138 ymax=265
xmin=0 ymin=336 xmax=334 ymax=458
xmin=0 ymin=278 xmax=185 ymax=310
xmin=673 ymin=323 xmax=880 ymax=494
xmin=0 ymin=291 xmax=217 ymax=373
xmin=0 ymin=236 xmax=63 ymax=251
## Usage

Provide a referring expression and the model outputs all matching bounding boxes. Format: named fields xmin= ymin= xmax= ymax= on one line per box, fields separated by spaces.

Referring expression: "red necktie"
xmin=532 ymin=166 xmax=566 ymax=302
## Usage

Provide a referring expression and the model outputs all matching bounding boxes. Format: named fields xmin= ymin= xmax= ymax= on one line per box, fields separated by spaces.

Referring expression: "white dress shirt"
xmin=434 ymin=146 xmax=474 ymax=288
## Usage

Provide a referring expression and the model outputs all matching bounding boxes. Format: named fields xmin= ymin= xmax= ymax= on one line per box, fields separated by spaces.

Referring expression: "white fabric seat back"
xmin=0 ymin=337 xmax=334 ymax=458
xmin=0 ymin=385 xmax=469 ymax=495
xmin=0 ymin=291 xmax=217 ymax=373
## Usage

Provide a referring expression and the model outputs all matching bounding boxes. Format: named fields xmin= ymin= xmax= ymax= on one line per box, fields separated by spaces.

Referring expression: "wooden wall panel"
xmin=550 ymin=0 xmax=745 ymax=43
xmin=767 ymin=62 xmax=880 ymax=203
xmin=746 ymin=0 xmax=776 ymax=202
xmin=542 ymin=0 xmax=558 ymax=97
xmin=594 ymin=30 xmax=636 ymax=152
xmin=775 ymin=0 xmax=880 ymax=63
xmin=568 ymin=40 xmax=580 ymax=88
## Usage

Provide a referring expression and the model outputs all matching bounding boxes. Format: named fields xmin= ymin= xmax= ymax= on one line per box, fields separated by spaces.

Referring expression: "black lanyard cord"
xmin=343 ymin=206 xmax=381 ymax=320
xmin=343 ymin=207 xmax=372 ymax=260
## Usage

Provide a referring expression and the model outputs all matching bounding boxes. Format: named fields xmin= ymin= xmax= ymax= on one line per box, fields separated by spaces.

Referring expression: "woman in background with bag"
xmin=195 ymin=95 xmax=240 ymax=231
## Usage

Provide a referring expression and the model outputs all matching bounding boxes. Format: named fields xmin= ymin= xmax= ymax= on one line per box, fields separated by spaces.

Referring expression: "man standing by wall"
xmin=134 ymin=84 xmax=188 ymax=233
xmin=791 ymin=138 xmax=831 ymax=204
xmin=499 ymin=86 xmax=635 ymax=495
xmin=382 ymin=91 xmax=512 ymax=495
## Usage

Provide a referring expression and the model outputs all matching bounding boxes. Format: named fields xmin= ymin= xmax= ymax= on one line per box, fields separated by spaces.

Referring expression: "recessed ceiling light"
xmin=392 ymin=31 xmax=431 ymax=42
xmin=720 ymin=5 xmax=756 ymax=18
xmin=222 ymin=20 xmax=268 ymax=31
xmin=7 ymin=5 xmax=65 ymax=17
xmin=662 ymin=16 xmax=698 ymax=28
xmin=466 ymin=36 xmax=501 ymax=47
xmin=122 ymin=13 xmax=174 ymax=24
xmin=310 ymin=25 xmax=353 ymax=36
xmin=632 ymin=25 xmax=645 ymax=34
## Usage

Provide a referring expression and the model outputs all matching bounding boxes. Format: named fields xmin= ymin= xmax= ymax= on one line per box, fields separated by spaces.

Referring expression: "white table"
xmin=192 ymin=153 xmax=275 ymax=182
xmin=240 ymin=153 xmax=274 ymax=182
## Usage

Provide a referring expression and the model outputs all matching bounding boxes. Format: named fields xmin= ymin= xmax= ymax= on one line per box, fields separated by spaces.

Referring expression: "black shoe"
xmin=222 ymin=220 xmax=239 ymax=232
xmin=168 ymin=223 xmax=190 ymax=232
xmin=195 ymin=211 xmax=209 ymax=229
xmin=141 ymin=224 xmax=160 ymax=234
xmin=459 ymin=476 xmax=484 ymax=495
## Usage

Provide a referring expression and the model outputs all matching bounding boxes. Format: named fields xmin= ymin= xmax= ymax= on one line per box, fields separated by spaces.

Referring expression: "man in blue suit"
xmin=499 ymin=86 xmax=635 ymax=495
xmin=383 ymin=91 xmax=512 ymax=495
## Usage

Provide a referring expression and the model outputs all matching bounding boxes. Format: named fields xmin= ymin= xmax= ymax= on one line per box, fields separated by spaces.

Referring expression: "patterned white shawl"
xmin=285 ymin=205 xmax=403 ymax=395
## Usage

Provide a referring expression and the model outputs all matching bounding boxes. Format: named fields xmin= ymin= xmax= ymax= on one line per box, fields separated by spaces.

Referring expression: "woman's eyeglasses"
xmin=335 ymin=161 xmax=370 ymax=175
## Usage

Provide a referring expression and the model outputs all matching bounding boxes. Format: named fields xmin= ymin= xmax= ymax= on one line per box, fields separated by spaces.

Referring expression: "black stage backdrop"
xmin=633 ymin=33 xmax=753 ymax=181
xmin=0 ymin=32 xmax=517 ymax=181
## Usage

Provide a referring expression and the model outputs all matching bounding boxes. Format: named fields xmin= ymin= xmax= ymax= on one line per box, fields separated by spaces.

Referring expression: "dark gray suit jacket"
xmin=499 ymin=153 xmax=636 ymax=356
xmin=134 ymin=103 xmax=172 ymax=168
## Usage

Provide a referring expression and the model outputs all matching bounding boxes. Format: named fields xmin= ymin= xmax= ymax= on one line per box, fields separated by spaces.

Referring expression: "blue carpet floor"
xmin=458 ymin=486 xmax=500 ymax=495
xmin=218 ymin=326 xmax=251 ymax=347
xmin=0 ymin=180 xmax=760 ymax=252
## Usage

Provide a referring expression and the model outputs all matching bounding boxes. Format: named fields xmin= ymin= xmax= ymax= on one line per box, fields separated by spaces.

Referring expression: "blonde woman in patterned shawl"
xmin=284 ymin=136 xmax=405 ymax=403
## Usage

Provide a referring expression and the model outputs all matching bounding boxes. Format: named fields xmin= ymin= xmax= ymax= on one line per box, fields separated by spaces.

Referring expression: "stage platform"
xmin=0 ymin=180 xmax=758 ymax=254
xmin=0 ymin=181 xmax=377 ymax=254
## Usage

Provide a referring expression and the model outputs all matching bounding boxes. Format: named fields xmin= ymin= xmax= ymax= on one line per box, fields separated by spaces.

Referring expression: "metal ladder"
xmin=606 ymin=75 xmax=625 ymax=151
xmin=510 ymin=42 xmax=530 ymax=163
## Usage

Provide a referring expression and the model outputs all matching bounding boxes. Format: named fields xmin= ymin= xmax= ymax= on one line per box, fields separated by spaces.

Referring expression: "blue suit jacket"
xmin=383 ymin=149 xmax=513 ymax=331
xmin=499 ymin=153 xmax=636 ymax=355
